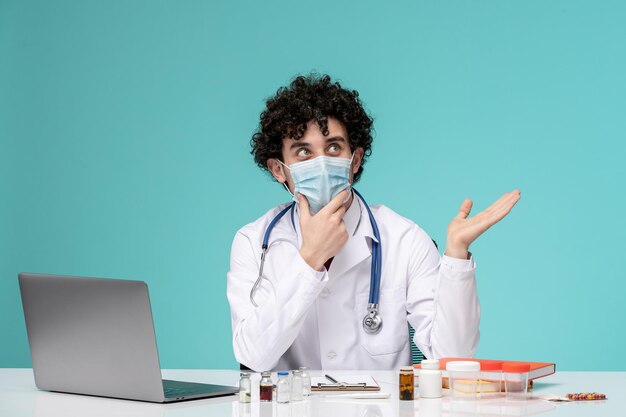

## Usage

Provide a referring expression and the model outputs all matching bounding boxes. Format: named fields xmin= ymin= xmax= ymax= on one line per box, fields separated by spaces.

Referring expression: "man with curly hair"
xmin=227 ymin=74 xmax=520 ymax=372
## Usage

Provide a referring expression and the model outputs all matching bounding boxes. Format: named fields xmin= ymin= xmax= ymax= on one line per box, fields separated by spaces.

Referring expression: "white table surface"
xmin=0 ymin=369 xmax=622 ymax=417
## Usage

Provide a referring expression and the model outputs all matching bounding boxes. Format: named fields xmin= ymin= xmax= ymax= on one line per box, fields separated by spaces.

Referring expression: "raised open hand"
xmin=445 ymin=189 xmax=521 ymax=259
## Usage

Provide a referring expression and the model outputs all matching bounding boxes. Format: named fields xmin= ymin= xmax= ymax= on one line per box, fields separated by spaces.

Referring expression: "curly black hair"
xmin=251 ymin=73 xmax=374 ymax=183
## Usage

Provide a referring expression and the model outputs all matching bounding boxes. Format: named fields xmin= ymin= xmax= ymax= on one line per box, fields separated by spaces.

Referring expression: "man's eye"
xmin=328 ymin=144 xmax=340 ymax=153
xmin=297 ymin=148 xmax=309 ymax=157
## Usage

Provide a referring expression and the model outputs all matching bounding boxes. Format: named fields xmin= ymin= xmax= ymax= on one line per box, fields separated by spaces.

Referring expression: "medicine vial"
xmin=260 ymin=371 xmax=273 ymax=402
xmin=399 ymin=366 xmax=415 ymax=400
xmin=291 ymin=370 xmax=304 ymax=401
xmin=239 ymin=372 xmax=251 ymax=403
xmin=276 ymin=372 xmax=291 ymax=403
xmin=419 ymin=359 xmax=442 ymax=398
xmin=299 ymin=367 xmax=311 ymax=397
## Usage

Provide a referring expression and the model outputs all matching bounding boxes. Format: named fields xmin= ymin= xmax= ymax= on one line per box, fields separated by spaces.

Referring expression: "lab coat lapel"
xmin=328 ymin=234 xmax=372 ymax=278
xmin=328 ymin=195 xmax=378 ymax=278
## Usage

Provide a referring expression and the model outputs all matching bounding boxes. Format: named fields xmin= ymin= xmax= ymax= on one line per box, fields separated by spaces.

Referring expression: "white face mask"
xmin=279 ymin=154 xmax=354 ymax=214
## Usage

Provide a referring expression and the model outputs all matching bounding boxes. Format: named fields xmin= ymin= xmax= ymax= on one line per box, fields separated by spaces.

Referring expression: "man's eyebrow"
xmin=326 ymin=136 xmax=346 ymax=143
xmin=289 ymin=141 xmax=311 ymax=150
xmin=288 ymin=136 xmax=346 ymax=150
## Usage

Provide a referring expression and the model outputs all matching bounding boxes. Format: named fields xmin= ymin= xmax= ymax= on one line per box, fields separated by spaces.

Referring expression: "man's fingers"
xmin=321 ymin=189 xmax=351 ymax=215
xmin=491 ymin=191 xmax=521 ymax=221
xmin=331 ymin=205 xmax=347 ymax=222
xmin=455 ymin=198 xmax=473 ymax=219
xmin=483 ymin=192 xmax=511 ymax=214
xmin=488 ymin=190 xmax=521 ymax=214
xmin=481 ymin=190 xmax=521 ymax=226
xmin=297 ymin=193 xmax=311 ymax=219
xmin=483 ymin=189 xmax=521 ymax=216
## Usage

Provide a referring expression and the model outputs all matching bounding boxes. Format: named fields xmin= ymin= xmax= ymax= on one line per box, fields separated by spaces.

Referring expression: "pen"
xmin=325 ymin=374 xmax=340 ymax=384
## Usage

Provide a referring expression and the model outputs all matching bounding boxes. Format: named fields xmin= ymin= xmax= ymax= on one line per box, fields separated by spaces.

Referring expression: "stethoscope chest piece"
xmin=362 ymin=303 xmax=383 ymax=334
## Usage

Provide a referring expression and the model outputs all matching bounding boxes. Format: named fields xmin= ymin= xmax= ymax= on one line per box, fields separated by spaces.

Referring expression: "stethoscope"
xmin=249 ymin=188 xmax=383 ymax=334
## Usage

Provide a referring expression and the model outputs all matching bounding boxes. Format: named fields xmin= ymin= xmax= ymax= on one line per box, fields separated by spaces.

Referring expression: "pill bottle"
xmin=502 ymin=362 xmax=530 ymax=398
xmin=479 ymin=360 xmax=503 ymax=398
xmin=419 ymin=359 xmax=442 ymax=398
xmin=399 ymin=366 xmax=415 ymax=400
xmin=239 ymin=372 xmax=251 ymax=403
xmin=260 ymin=371 xmax=273 ymax=402
xmin=299 ymin=367 xmax=311 ymax=397
xmin=421 ymin=359 xmax=441 ymax=371
xmin=446 ymin=361 xmax=480 ymax=399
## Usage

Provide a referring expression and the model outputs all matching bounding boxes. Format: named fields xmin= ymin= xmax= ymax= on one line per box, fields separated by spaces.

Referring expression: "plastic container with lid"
xmin=446 ymin=361 xmax=480 ymax=399
xmin=479 ymin=360 xmax=504 ymax=398
xmin=418 ymin=359 xmax=442 ymax=398
xmin=503 ymin=362 xmax=531 ymax=398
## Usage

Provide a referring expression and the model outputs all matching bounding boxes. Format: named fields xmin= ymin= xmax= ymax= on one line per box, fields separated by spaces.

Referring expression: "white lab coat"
xmin=227 ymin=193 xmax=480 ymax=371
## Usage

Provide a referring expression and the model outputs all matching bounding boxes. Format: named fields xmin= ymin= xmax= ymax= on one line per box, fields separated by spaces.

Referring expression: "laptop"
xmin=18 ymin=272 xmax=239 ymax=403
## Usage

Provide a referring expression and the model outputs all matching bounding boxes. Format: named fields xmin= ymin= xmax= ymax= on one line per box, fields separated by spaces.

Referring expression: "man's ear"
xmin=352 ymin=147 xmax=365 ymax=174
xmin=267 ymin=158 xmax=287 ymax=183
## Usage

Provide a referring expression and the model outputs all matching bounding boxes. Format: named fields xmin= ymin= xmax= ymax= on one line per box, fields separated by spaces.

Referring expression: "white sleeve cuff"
xmin=441 ymin=253 xmax=475 ymax=272
xmin=294 ymin=251 xmax=329 ymax=282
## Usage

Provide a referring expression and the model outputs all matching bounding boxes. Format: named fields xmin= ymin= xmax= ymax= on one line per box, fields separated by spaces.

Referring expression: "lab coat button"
xmin=320 ymin=288 xmax=331 ymax=298
xmin=327 ymin=351 xmax=337 ymax=359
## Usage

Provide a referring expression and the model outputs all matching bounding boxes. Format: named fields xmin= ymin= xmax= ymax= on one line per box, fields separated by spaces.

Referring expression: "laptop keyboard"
xmin=163 ymin=380 xmax=214 ymax=398
xmin=162 ymin=378 xmax=238 ymax=400
xmin=164 ymin=387 xmax=204 ymax=397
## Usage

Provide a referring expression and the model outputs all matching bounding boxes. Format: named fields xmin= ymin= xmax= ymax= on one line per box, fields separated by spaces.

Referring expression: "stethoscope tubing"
xmin=262 ymin=203 xmax=295 ymax=249
xmin=251 ymin=189 xmax=381 ymax=310
xmin=250 ymin=202 xmax=295 ymax=307
xmin=352 ymin=189 xmax=381 ymax=306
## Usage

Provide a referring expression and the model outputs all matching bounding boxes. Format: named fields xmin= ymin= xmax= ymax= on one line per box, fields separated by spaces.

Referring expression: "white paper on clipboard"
xmin=311 ymin=375 xmax=380 ymax=391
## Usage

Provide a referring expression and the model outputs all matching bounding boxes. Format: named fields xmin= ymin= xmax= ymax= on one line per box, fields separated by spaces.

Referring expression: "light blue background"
xmin=1 ymin=0 xmax=625 ymax=370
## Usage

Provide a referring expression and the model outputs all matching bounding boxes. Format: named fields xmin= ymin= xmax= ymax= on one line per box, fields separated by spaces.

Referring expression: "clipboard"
xmin=310 ymin=375 xmax=381 ymax=391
